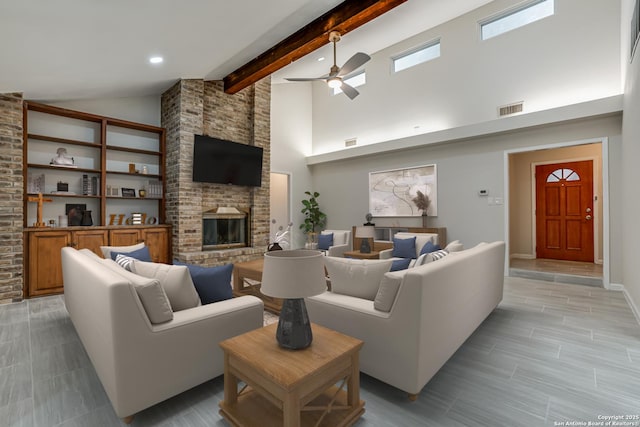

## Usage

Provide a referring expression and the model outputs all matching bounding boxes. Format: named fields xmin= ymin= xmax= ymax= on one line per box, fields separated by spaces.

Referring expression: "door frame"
xmin=530 ymin=157 xmax=600 ymax=264
xmin=269 ymin=171 xmax=293 ymax=245
xmin=503 ymin=137 xmax=611 ymax=289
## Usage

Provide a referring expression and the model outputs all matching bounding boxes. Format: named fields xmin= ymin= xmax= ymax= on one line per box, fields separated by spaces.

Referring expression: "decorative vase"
xmin=80 ymin=210 xmax=93 ymax=226
xmin=268 ymin=242 xmax=283 ymax=251
xmin=422 ymin=213 xmax=428 ymax=228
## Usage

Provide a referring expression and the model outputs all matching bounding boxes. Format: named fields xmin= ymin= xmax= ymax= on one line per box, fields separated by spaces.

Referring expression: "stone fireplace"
xmin=161 ymin=78 xmax=270 ymax=267
xmin=202 ymin=207 xmax=250 ymax=250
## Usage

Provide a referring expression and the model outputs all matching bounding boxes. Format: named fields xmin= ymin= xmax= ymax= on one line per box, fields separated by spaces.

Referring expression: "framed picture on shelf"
xmin=121 ymin=188 xmax=136 ymax=198
xmin=65 ymin=204 xmax=86 ymax=226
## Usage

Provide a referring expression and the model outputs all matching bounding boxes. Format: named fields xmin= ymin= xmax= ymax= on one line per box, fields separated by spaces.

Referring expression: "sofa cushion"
xmin=423 ymin=249 xmax=450 ymax=265
xmin=173 ymin=261 xmax=233 ymax=304
xmin=110 ymin=245 xmax=152 ymax=262
xmin=324 ymin=230 xmax=347 ymax=246
xmin=445 ymin=240 xmax=464 ymax=252
xmin=132 ymin=261 xmax=201 ymax=311
xmin=324 ymin=257 xmax=392 ymax=301
xmin=419 ymin=240 xmax=441 ymax=256
xmin=374 ymin=271 xmax=404 ymax=312
xmin=100 ymin=242 xmax=146 ymax=260
xmin=114 ymin=254 xmax=135 ymax=271
xmin=318 ymin=233 xmax=333 ymax=250
xmin=390 ymin=258 xmax=412 ymax=271
xmin=394 ymin=232 xmax=438 ymax=258
xmin=392 ymin=237 xmax=416 ymax=259
xmin=98 ymin=258 xmax=173 ymax=324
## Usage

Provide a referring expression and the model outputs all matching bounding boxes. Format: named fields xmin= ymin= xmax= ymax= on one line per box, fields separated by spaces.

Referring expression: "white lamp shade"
xmin=355 ymin=226 xmax=376 ymax=239
xmin=260 ymin=250 xmax=327 ymax=299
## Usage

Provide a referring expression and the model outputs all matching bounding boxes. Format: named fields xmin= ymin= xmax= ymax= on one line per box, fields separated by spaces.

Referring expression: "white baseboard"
xmin=510 ymin=253 xmax=535 ymax=260
xmin=620 ymin=285 xmax=640 ymax=326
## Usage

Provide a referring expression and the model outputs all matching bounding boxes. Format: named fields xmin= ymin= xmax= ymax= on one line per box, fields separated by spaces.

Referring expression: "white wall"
xmin=309 ymin=115 xmax=623 ymax=283
xmin=270 ymin=82 xmax=314 ymax=249
xmin=622 ymin=0 xmax=640 ymax=314
xmin=309 ymin=0 xmax=622 ymax=154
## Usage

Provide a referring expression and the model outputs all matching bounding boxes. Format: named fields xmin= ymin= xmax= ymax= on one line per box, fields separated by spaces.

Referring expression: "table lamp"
xmin=355 ymin=226 xmax=376 ymax=253
xmin=260 ymin=250 xmax=327 ymax=350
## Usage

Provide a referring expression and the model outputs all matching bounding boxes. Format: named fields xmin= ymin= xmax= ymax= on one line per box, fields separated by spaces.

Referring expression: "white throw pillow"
xmin=324 ymin=257 xmax=392 ymax=301
xmin=445 ymin=240 xmax=464 ymax=252
xmin=131 ymin=260 xmax=201 ymax=311
xmin=374 ymin=271 xmax=404 ymax=312
xmin=99 ymin=258 xmax=173 ymax=324
xmin=414 ymin=253 xmax=428 ymax=268
xmin=100 ymin=242 xmax=146 ymax=260
xmin=423 ymin=249 xmax=449 ymax=265
xmin=115 ymin=254 xmax=135 ymax=271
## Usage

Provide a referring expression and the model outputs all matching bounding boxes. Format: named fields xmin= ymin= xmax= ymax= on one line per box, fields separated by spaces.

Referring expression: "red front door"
xmin=535 ymin=160 xmax=594 ymax=262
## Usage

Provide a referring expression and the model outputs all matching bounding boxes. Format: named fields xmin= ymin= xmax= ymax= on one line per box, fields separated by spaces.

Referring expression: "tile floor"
xmin=1 ymin=276 xmax=639 ymax=426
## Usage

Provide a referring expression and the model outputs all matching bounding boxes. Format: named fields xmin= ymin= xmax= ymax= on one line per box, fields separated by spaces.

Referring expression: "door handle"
xmin=586 ymin=207 xmax=592 ymax=213
xmin=586 ymin=215 xmax=592 ymax=220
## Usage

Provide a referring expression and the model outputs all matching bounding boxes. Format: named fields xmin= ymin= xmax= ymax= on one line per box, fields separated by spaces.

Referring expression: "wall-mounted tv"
xmin=192 ymin=134 xmax=263 ymax=187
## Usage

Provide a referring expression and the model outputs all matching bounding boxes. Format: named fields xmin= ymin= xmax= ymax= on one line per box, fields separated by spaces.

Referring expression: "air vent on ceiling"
xmin=498 ymin=102 xmax=524 ymax=117
xmin=345 ymin=137 xmax=357 ymax=147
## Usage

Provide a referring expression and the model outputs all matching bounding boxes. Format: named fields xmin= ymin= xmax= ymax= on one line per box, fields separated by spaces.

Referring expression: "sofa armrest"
xmin=379 ymin=248 xmax=393 ymax=259
xmin=153 ymin=295 xmax=264 ymax=331
xmin=327 ymin=244 xmax=349 ymax=257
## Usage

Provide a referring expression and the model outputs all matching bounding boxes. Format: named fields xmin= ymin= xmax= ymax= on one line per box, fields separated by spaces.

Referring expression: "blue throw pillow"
xmin=110 ymin=245 xmax=152 ymax=262
xmin=174 ymin=261 xmax=233 ymax=304
xmin=318 ymin=233 xmax=334 ymax=250
xmin=419 ymin=241 xmax=441 ymax=256
xmin=392 ymin=237 xmax=416 ymax=259
xmin=390 ymin=258 xmax=411 ymax=271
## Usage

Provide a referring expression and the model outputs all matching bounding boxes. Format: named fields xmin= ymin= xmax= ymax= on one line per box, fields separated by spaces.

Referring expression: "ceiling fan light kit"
xmin=284 ymin=30 xmax=371 ymax=100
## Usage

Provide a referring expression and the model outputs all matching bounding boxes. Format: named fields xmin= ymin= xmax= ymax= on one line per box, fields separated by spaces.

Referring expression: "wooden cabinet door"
xmin=109 ymin=229 xmax=142 ymax=247
xmin=28 ymin=230 xmax=71 ymax=297
xmin=141 ymin=227 xmax=170 ymax=263
xmin=72 ymin=229 xmax=108 ymax=256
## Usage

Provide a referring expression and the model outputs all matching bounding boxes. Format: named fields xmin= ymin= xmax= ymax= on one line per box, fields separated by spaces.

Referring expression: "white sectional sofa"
xmin=306 ymin=241 xmax=505 ymax=399
xmin=61 ymin=247 xmax=264 ymax=422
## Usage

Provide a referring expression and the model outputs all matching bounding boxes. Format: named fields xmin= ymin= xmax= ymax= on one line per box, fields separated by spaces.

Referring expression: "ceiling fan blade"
xmin=340 ymin=82 xmax=359 ymax=100
xmin=337 ymin=52 xmax=371 ymax=77
xmin=285 ymin=77 xmax=327 ymax=82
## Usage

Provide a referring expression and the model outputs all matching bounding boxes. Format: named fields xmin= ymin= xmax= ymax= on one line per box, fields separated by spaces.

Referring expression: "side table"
xmin=343 ymin=250 xmax=380 ymax=260
xmin=219 ymin=323 xmax=365 ymax=427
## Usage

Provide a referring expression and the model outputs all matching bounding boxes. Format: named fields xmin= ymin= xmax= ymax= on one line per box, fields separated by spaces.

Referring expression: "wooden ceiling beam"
xmin=223 ymin=0 xmax=407 ymax=94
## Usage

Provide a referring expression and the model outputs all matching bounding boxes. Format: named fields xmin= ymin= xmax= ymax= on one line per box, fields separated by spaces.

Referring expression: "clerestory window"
xmin=480 ymin=0 xmax=554 ymax=41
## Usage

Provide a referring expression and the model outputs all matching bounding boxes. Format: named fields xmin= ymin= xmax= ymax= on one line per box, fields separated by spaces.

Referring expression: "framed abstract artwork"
xmin=369 ymin=164 xmax=437 ymax=217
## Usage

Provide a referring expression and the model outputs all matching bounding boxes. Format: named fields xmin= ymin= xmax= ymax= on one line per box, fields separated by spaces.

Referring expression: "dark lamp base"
xmin=359 ymin=239 xmax=371 ymax=254
xmin=276 ymin=298 xmax=313 ymax=350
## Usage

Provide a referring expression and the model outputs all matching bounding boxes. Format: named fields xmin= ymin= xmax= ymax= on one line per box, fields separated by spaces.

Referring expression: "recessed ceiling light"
xmin=317 ymin=56 xmax=325 ymax=62
xmin=149 ymin=56 xmax=163 ymax=64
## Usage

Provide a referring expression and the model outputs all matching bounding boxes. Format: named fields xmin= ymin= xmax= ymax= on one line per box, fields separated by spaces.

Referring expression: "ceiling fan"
xmin=285 ymin=31 xmax=370 ymax=100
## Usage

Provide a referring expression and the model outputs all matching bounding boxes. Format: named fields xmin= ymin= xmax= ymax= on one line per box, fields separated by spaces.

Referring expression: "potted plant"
xmin=300 ymin=191 xmax=327 ymax=248
xmin=412 ymin=190 xmax=431 ymax=228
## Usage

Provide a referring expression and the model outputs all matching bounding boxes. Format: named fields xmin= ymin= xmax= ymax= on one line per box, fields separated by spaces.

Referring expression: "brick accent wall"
xmin=161 ymin=78 xmax=271 ymax=266
xmin=0 ymin=93 xmax=24 ymax=303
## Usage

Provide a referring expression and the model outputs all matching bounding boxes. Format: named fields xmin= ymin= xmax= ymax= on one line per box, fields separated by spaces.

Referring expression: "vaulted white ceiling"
xmin=0 ymin=0 xmax=491 ymax=101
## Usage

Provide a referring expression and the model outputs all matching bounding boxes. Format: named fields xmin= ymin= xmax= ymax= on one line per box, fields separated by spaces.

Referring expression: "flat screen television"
xmin=192 ymin=134 xmax=263 ymax=187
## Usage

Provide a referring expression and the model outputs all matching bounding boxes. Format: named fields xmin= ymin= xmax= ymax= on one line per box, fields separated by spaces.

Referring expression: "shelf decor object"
xmin=27 ymin=193 xmax=52 ymax=227
xmin=260 ymin=250 xmax=327 ymax=350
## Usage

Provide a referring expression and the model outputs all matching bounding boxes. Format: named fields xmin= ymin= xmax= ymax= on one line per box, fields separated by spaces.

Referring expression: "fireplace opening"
xmin=203 ymin=207 xmax=250 ymax=250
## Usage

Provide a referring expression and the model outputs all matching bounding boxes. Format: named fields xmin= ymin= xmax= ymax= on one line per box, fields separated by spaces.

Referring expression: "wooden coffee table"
xmin=219 ymin=323 xmax=365 ymax=427
xmin=343 ymin=250 xmax=380 ymax=260
xmin=232 ymin=258 xmax=283 ymax=314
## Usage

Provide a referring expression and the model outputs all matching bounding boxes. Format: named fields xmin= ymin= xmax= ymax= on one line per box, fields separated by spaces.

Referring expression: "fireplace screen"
xmin=202 ymin=209 xmax=248 ymax=250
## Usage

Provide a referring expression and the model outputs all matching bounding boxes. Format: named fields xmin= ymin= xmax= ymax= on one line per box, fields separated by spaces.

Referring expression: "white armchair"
xmin=319 ymin=229 xmax=352 ymax=257
xmin=379 ymin=232 xmax=440 ymax=264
